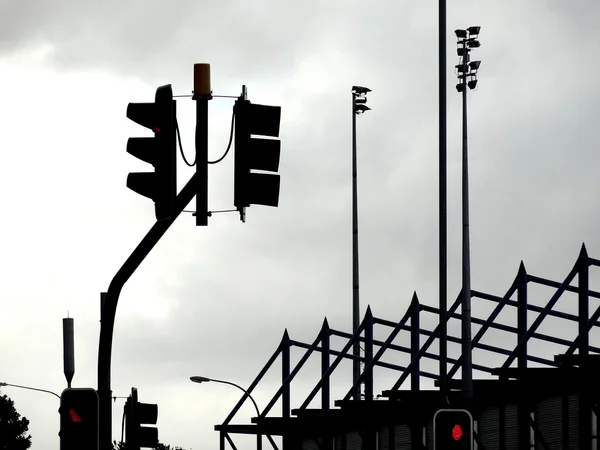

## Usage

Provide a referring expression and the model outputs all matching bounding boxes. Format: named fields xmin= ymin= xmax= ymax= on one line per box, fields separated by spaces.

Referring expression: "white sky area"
xmin=1 ymin=1 xmax=600 ymax=449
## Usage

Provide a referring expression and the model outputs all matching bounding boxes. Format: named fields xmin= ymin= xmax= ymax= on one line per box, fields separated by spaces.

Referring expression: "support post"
xmin=517 ymin=262 xmax=529 ymax=450
xmin=460 ymin=36 xmax=473 ymax=406
xmin=438 ymin=0 xmax=448 ymax=402
xmin=321 ymin=319 xmax=331 ymax=410
xmin=364 ymin=307 xmax=374 ymax=401
xmin=578 ymin=244 xmax=591 ymax=450
xmin=98 ymin=176 xmax=198 ymax=450
xmin=410 ymin=293 xmax=420 ymax=393
xmin=351 ymin=89 xmax=361 ymax=401
xmin=194 ymin=63 xmax=211 ymax=226
xmin=282 ymin=330 xmax=291 ymax=418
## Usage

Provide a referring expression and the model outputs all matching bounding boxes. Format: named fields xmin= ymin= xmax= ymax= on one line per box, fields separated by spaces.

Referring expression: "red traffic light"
xmin=69 ymin=408 xmax=83 ymax=423
xmin=452 ymin=424 xmax=463 ymax=440
xmin=434 ymin=408 xmax=473 ymax=449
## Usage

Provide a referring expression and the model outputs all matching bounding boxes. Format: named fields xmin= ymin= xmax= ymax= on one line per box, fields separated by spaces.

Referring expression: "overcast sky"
xmin=1 ymin=0 xmax=600 ymax=449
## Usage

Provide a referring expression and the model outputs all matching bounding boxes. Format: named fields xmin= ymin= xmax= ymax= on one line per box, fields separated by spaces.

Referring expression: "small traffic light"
xmin=126 ymin=84 xmax=177 ymax=221
xmin=434 ymin=408 xmax=473 ymax=450
xmin=59 ymin=388 xmax=99 ymax=450
xmin=125 ymin=387 xmax=159 ymax=450
xmin=233 ymin=98 xmax=281 ymax=222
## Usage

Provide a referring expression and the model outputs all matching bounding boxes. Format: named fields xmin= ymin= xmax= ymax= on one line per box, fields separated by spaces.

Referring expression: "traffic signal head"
xmin=233 ymin=99 xmax=282 ymax=221
xmin=59 ymin=388 xmax=99 ymax=450
xmin=127 ymin=84 xmax=177 ymax=221
xmin=125 ymin=387 xmax=159 ymax=450
xmin=433 ymin=408 xmax=473 ymax=450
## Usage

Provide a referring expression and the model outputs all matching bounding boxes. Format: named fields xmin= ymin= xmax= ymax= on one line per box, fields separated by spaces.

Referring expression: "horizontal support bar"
xmin=528 ymin=274 xmax=600 ymax=299
xmin=472 ymin=290 xmax=600 ymax=327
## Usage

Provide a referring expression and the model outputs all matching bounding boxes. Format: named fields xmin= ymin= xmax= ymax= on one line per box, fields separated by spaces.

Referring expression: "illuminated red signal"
xmin=69 ymin=408 xmax=83 ymax=423
xmin=452 ymin=424 xmax=463 ymax=441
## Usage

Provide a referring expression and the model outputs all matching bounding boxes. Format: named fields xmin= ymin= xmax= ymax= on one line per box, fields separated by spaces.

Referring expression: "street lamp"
xmin=191 ymin=376 xmax=262 ymax=450
xmin=190 ymin=376 xmax=259 ymax=416
xmin=454 ymin=26 xmax=482 ymax=408
xmin=0 ymin=381 xmax=60 ymax=399
xmin=350 ymin=85 xmax=371 ymax=402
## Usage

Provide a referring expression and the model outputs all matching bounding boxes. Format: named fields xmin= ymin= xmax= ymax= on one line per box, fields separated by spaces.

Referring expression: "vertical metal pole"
xmin=517 ymin=262 xmax=529 ymax=450
xmin=193 ymin=63 xmax=211 ymax=226
xmin=410 ymin=293 xmax=420 ymax=393
xmin=578 ymin=244 xmax=590 ymax=358
xmin=282 ymin=330 xmax=291 ymax=418
xmin=438 ymin=0 xmax=448 ymax=401
xmin=196 ymin=98 xmax=208 ymax=221
xmin=351 ymin=90 xmax=361 ymax=401
xmin=578 ymin=244 xmax=591 ymax=450
xmin=321 ymin=319 xmax=331 ymax=410
xmin=460 ymin=38 xmax=474 ymax=405
xmin=410 ymin=294 xmax=420 ymax=450
xmin=364 ymin=307 xmax=374 ymax=401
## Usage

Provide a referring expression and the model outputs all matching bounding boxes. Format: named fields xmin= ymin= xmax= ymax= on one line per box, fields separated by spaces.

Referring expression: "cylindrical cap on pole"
xmin=193 ymin=63 xmax=211 ymax=99
xmin=63 ymin=317 xmax=75 ymax=387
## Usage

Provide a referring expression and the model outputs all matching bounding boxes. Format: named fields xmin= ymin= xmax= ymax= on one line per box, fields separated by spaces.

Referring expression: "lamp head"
xmin=354 ymin=104 xmax=371 ymax=114
xmin=467 ymin=26 xmax=481 ymax=37
xmin=352 ymin=86 xmax=371 ymax=95
xmin=469 ymin=61 xmax=481 ymax=71
xmin=190 ymin=376 xmax=211 ymax=384
xmin=455 ymin=29 xmax=467 ymax=39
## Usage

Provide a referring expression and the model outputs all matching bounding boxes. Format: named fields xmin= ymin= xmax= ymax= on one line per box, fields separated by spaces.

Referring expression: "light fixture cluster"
xmin=352 ymin=85 xmax=371 ymax=115
xmin=455 ymin=26 xmax=481 ymax=92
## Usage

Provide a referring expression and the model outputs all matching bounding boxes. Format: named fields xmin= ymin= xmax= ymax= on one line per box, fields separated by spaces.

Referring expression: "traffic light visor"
xmin=247 ymin=173 xmax=280 ymax=207
xmin=127 ymin=103 xmax=157 ymax=130
xmin=126 ymin=84 xmax=173 ymax=131
xmin=247 ymin=104 xmax=281 ymax=137
xmin=248 ymin=138 xmax=281 ymax=172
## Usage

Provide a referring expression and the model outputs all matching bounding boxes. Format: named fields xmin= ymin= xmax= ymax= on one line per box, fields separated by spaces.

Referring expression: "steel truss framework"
xmin=215 ymin=244 xmax=600 ymax=450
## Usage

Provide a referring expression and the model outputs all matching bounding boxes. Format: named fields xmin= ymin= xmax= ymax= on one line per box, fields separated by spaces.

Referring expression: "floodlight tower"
xmin=351 ymin=85 xmax=371 ymax=401
xmin=455 ymin=26 xmax=481 ymax=408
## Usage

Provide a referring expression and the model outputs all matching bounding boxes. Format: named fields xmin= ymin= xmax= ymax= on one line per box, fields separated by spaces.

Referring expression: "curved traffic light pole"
xmin=97 ymin=174 xmax=197 ymax=450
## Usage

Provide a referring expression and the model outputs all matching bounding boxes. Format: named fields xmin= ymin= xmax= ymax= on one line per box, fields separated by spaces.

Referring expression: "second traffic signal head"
xmin=433 ymin=408 xmax=473 ymax=450
xmin=125 ymin=387 xmax=159 ymax=450
xmin=126 ymin=84 xmax=177 ymax=221
xmin=234 ymin=99 xmax=281 ymax=219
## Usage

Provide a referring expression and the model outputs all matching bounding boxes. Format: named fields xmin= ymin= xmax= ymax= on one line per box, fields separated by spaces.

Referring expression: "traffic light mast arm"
xmin=97 ymin=173 xmax=198 ymax=450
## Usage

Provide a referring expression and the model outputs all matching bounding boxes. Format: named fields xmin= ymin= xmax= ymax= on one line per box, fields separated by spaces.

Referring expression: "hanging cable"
xmin=176 ymin=108 xmax=235 ymax=168
xmin=208 ymin=109 xmax=235 ymax=165
xmin=176 ymin=119 xmax=196 ymax=167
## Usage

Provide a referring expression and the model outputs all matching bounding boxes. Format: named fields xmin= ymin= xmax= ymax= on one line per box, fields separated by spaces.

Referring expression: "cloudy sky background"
xmin=1 ymin=0 xmax=600 ymax=449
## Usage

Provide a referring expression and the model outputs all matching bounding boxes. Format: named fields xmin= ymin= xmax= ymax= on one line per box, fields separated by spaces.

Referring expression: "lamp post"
xmin=454 ymin=26 xmax=481 ymax=407
xmin=0 ymin=381 xmax=60 ymax=399
xmin=190 ymin=376 xmax=261 ymax=450
xmin=350 ymin=85 xmax=371 ymax=401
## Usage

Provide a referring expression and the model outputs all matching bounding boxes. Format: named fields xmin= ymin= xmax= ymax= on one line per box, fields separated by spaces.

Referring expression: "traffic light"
xmin=233 ymin=98 xmax=281 ymax=221
xmin=125 ymin=387 xmax=159 ymax=450
xmin=58 ymin=388 xmax=99 ymax=450
xmin=434 ymin=408 xmax=473 ymax=450
xmin=126 ymin=84 xmax=177 ymax=221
